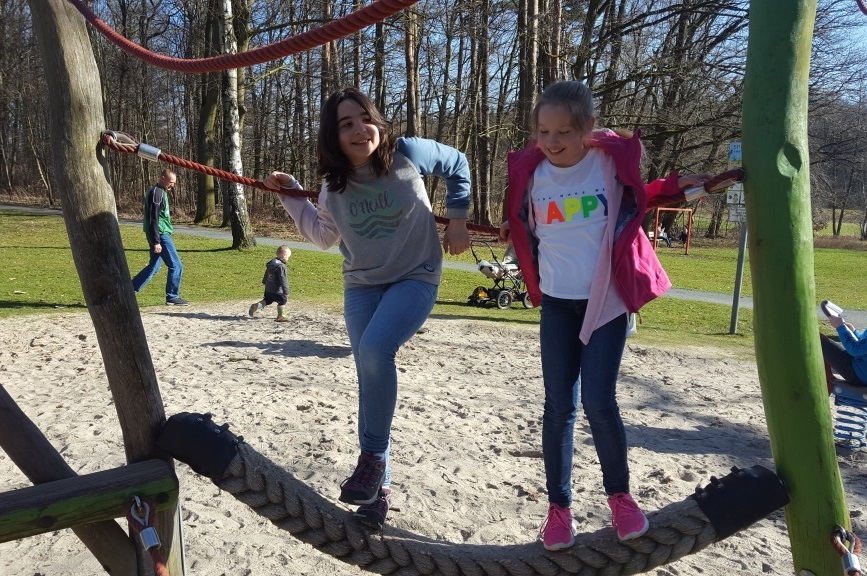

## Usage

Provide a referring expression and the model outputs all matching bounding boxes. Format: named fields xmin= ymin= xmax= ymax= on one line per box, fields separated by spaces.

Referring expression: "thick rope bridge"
xmin=158 ymin=413 xmax=789 ymax=576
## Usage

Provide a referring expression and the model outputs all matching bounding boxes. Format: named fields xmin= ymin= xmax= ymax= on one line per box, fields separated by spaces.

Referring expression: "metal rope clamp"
xmin=834 ymin=526 xmax=862 ymax=576
xmin=130 ymin=496 xmax=161 ymax=550
xmin=136 ymin=143 xmax=161 ymax=162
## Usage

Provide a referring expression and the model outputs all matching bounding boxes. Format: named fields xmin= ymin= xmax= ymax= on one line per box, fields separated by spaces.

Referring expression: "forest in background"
xmin=1 ymin=0 xmax=867 ymax=240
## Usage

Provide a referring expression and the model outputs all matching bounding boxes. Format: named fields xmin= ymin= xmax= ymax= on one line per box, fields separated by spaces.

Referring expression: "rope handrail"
xmin=100 ymin=131 xmax=745 ymax=238
xmin=100 ymin=131 xmax=501 ymax=235
xmin=67 ymin=0 xmax=420 ymax=74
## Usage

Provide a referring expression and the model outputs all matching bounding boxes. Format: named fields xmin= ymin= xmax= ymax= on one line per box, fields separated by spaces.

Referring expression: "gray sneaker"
xmin=166 ymin=297 xmax=189 ymax=306
xmin=354 ymin=488 xmax=392 ymax=530
xmin=339 ymin=451 xmax=386 ymax=505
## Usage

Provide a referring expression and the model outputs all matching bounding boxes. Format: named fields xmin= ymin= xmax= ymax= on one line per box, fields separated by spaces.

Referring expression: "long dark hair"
xmin=317 ymin=88 xmax=397 ymax=193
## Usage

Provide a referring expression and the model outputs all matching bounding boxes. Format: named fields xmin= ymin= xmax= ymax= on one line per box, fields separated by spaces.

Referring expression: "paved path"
xmin=4 ymin=203 xmax=865 ymax=326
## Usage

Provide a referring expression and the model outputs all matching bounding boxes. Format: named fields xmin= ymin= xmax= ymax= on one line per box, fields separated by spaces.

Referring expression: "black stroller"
xmin=466 ymin=241 xmax=533 ymax=310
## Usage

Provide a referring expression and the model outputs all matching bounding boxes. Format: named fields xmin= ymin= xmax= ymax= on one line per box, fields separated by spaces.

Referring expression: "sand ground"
xmin=1 ymin=301 xmax=864 ymax=575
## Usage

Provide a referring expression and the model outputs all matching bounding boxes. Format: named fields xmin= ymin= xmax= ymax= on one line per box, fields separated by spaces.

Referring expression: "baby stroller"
xmin=467 ymin=241 xmax=533 ymax=310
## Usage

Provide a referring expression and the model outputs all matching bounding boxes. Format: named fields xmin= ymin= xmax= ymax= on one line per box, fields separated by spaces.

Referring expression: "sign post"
xmin=727 ymin=142 xmax=747 ymax=335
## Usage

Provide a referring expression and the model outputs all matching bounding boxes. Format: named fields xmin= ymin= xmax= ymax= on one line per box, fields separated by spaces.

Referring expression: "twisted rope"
xmin=99 ymin=131 xmax=500 ymax=235
xmin=216 ymin=443 xmax=719 ymax=576
xmin=66 ymin=0 xmax=420 ymax=73
xmin=101 ymin=131 xmax=746 ymax=240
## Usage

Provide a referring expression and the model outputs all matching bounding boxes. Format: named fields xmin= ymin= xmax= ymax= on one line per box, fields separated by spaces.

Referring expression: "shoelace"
xmin=344 ymin=456 xmax=382 ymax=488
xmin=540 ymin=506 xmax=571 ymax=534
xmin=609 ymin=495 xmax=639 ymax=525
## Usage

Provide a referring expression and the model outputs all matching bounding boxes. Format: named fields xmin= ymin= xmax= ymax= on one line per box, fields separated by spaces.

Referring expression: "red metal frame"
xmin=652 ymin=207 xmax=694 ymax=255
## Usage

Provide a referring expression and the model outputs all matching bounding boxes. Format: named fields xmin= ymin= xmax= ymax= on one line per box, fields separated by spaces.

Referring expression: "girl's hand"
xmin=677 ymin=174 xmax=711 ymax=189
xmin=829 ymin=315 xmax=845 ymax=329
xmin=442 ymin=219 xmax=470 ymax=255
xmin=264 ymin=171 xmax=301 ymax=190
xmin=499 ymin=221 xmax=511 ymax=244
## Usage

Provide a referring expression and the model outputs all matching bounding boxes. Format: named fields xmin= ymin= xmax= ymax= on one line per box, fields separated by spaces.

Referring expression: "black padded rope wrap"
xmin=157 ymin=412 xmax=244 ymax=482
xmin=158 ymin=413 xmax=790 ymax=575
xmin=692 ymin=465 xmax=790 ymax=540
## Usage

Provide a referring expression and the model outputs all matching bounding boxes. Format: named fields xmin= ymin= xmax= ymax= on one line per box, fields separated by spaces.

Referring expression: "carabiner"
xmin=129 ymin=496 xmax=151 ymax=527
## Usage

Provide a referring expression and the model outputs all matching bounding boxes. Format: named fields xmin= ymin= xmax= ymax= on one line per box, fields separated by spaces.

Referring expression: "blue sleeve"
xmin=837 ymin=325 xmax=867 ymax=357
xmin=397 ymin=137 xmax=471 ymax=219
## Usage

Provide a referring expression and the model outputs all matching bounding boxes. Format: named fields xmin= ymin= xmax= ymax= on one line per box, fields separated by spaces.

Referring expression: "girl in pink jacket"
xmin=500 ymin=81 xmax=709 ymax=550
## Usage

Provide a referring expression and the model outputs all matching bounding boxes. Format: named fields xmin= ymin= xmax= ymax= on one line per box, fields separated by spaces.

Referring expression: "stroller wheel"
xmin=521 ymin=292 xmax=534 ymax=309
xmin=496 ymin=291 xmax=512 ymax=310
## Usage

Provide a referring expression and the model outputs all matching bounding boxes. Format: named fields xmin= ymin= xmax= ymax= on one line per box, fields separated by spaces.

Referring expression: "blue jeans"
xmin=343 ymin=279 xmax=438 ymax=487
xmin=540 ymin=295 xmax=629 ymax=505
xmin=131 ymin=234 xmax=183 ymax=299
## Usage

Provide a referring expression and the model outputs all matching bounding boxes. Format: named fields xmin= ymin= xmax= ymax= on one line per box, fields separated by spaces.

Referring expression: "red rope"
xmin=100 ymin=132 xmax=745 ymax=238
xmin=100 ymin=132 xmax=500 ymax=235
xmin=66 ymin=0 xmax=420 ymax=73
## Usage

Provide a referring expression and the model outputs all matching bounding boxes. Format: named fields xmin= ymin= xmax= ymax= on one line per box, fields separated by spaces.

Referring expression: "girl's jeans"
xmin=540 ymin=295 xmax=629 ymax=506
xmin=343 ymin=279 xmax=438 ymax=487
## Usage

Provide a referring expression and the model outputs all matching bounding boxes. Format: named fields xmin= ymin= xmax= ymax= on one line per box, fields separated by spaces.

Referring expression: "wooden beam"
xmin=0 ymin=384 xmax=136 ymax=572
xmin=0 ymin=459 xmax=177 ymax=543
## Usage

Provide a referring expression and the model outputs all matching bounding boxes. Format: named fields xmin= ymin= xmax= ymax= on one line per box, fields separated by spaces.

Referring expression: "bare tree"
xmin=220 ymin=0 xmax=256 ymax=247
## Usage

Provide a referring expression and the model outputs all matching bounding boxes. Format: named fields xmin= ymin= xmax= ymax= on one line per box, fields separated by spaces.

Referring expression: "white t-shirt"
xmin=531 ymin=148 xmax=614 ymax=299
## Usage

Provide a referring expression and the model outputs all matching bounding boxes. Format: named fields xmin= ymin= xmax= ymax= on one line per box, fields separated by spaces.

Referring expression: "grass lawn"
xmin=0 ymin=209 xmax=852 ymax=353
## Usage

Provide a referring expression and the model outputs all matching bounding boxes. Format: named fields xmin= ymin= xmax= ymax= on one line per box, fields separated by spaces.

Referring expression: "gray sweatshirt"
xmin=279 ymin=137 xmax=471 ymax=287
xmin=262 ymin=257 xmax=289 ymax=295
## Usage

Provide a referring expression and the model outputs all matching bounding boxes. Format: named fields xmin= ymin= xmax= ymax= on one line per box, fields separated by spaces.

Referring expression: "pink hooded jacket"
xmin=506 ymin=130 xmax=690 ymax=343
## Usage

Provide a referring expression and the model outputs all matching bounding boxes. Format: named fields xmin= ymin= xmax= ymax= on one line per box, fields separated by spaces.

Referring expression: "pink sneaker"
xmin=539 ymin=503 xmax=576 ymax=550
xmin=607 ymin=493 xmax=649 ymax=541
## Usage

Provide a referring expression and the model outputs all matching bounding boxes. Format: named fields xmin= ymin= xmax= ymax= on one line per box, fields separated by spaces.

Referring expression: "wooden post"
xmin=26 ymin=0 xmax=184 ymax=572
xmin=742 ymin=0 xmax=850 ymax=573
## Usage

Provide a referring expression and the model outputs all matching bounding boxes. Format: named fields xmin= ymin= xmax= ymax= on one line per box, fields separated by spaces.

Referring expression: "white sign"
xmin=728 ymin=142 xmax=742 ymax=162
xmin=726 ymin=189 xmax=745 ymax=205
xmin=728 ymin=205 xmax=747 ymax=222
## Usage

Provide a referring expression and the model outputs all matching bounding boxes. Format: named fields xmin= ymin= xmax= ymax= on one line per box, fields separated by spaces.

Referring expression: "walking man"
xmin=132 ymin=169 xmax=189 ymax=305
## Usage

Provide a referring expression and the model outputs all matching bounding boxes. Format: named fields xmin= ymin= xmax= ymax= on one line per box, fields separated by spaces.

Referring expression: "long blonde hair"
xmin=532 ymin=81 xmax=595 ymax=134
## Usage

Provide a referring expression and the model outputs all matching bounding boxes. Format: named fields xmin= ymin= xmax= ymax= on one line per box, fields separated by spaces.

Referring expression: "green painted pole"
xmin=742 ymin=0 xmax=850 ymax=574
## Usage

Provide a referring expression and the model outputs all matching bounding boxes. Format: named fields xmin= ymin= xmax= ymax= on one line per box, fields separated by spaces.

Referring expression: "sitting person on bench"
xmin=821 ymin=313 xmax=867 ymax=388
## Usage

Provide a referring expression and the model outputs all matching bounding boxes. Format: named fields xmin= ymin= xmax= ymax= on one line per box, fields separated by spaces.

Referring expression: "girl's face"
xmin=337 ymin=99 xmax=381 ymax=166
xmin=536 ymin=103 xmax=594 ymax=168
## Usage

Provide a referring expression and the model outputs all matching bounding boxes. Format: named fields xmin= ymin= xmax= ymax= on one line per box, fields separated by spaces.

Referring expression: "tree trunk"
xmin=475 ymin=0 xmax=491 ymax=225
xmin=221 ymin=0 xmax=255 ymax=248
xmin=233 ymin=0 xmax=252 ymax=134
xmin=516 ymin=0 xmax=538 ymax=144
xmin=27 ymin=0 xmax=184 ymax=572
xmin=373 ymin=22 xmax=386 ymax=111
xmin=320 ymin=0 xmax=338 ymax=102
xmin=404 ymin=7 xmax=420 ymax=137
xmin=195 ymin=0 xmax=220 ymax=224
xmin=352 ymin=0 xmax=362 ymax=87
